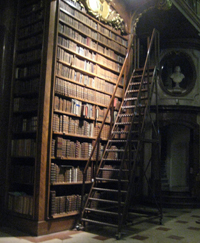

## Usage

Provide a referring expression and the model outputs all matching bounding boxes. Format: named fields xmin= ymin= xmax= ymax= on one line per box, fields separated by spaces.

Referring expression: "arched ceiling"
xmin=112 ymin=0 xmax=200 ymax=47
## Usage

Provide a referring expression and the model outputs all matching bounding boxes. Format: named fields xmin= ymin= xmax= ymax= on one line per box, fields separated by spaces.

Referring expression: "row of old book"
xmin=55 ymin=77 xmax=111 ymax=106
xmin=50 ymin=191 xmax=102 ymax=216
xmin=64 ymin=0 xmax=124 ymax=41
xmin=50 ymin=191 xmax=85 ymax=216
xmin=19 ymin=6 xmax=44 ymax=28
xmin=53 ymin=114 xmax=110 ymax=139
xmin=58 ymin=23 xmax=96 ymax=49
xmin=11 ymin=139 xmax=36 ymax=157
xmin=14 ymin=78 xmax=39 ymax=96
xmin=57 ymin=47 xmax=120 ymax=83
xmin=17 ymin=48 xmax=42 ymax=65
xmin=13 ymin=97 xmax=38 ymax=112
xmin=51 ymin=138 xmax=104 ymax=159
xmin=59 ymin=5 xmax=127 ymax=54
xmin=18 ymin=20 xmax=43 ymax=39
xmin=54 ymin=96 xmax=111 ymax=122
xmin=59 ymin=17 xmax=126 ymax=55
xmin=60 ymin=0 xmax=97 ymax=30
xmin=57 ymin=36 xmax=123 ymax=72
xmin=8 ymin=192 xmax=33 ymax=216
xmin=58 ymin=22 xmax=125 ymax=64
xmin=12 ymin=115 xmax=37 ymax=133
xmin=50 ymin=164 xmax=92 ymax=183
xmin=18 ymin=33 xmax=43 ymax=52
xmin=15 ymin=63 xmax=40 ymax=79
xmin=56 ymin=62 xmax=124 ymax=95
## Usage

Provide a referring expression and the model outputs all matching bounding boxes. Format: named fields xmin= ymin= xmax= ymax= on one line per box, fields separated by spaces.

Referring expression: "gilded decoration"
xmin=76 ymin=0 xmax=124 ymax=31
xmin=156 ymin=0 xmax=172 ymax=10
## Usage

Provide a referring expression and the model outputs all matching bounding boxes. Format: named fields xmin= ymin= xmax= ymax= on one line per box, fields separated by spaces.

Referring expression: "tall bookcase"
xmin=48 ymin=0 xmax=128 ymax=219
xmin=7 ymin=0 xmax=47 ymax=218
xmin=6 ymin=0 xmax=128 ymax=235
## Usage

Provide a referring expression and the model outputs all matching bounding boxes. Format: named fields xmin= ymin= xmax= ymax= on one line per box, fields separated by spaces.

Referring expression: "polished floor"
xmin=1 ymin=207 xmax=200 ymax=242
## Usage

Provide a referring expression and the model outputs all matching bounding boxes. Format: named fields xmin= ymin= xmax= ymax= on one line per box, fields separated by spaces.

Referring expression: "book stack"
xmin=51 ymin=164 xmax=92 ymax=183
xmin=50 ymin=193 xmax=83 ymax=215
xmin=8 ymin=192 xmax=33 ymax=216
xmin=56 ymin=137 xmax=63 ymax=158
xmin=11 ymin=139 xmax=36 ymax=157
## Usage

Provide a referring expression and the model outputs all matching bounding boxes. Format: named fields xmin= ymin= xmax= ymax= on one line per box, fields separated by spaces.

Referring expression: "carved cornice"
xmin=77 ymin=0 xmax=125 ymax=32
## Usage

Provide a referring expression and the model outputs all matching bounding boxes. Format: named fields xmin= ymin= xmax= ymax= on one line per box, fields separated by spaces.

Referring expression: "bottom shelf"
xmin=51 ymin=211 xmax=79 ymax=219
xmin=4 ymin=213 xmax=79 ymax=236
xmin=7 ymin=192 xmax=33 ymax=217
xmin=50 ymin=191 xmax=87 ymax=217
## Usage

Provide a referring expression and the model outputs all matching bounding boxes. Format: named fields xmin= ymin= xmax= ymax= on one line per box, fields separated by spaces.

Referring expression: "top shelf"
xmin=60 ymin=0 xmax=128 ymax=45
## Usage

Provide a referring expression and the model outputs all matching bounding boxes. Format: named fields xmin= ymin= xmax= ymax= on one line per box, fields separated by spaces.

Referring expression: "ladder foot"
xmin=76 ymin=223 xmax=84 ymax=231
xmin=115 ymin=232 xmax=121 ymax=240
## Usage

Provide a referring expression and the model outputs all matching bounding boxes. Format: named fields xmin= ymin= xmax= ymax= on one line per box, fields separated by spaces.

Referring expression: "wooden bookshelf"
xmin=7 ymin=0 xmax=46 ymax=219
xmin=6 ymin=0 xmax=128 ymax=236
xmin=48 ymin=0 xmax=127 ymax=221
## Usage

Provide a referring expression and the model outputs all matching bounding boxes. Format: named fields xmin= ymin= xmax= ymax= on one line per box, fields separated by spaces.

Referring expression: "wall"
xmin=156 ymin=49 xmax=200 ymax=107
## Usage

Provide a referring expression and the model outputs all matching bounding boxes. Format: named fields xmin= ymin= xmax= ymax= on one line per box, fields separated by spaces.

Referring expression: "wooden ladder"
xmin=79 ymin=29 xmax=161 ymax=239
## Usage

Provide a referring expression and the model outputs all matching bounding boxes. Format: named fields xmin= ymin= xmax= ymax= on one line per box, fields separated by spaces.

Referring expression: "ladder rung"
xmin=109 ymin=139 xmax=138 ymax=144
xmin=129 ymin=81 xmax=148 ymax=86
xmin=132 ymin=73 xmax=153 ymax=79
xmin=121 ymin=105 xmax=136 ymax=109
xmin=88 ymin=197 xmax=119 ymax=204
xmin=85 ymin=208 xmax=119 ymax=216
xmin=124 ymin=97 xmax=147 ymax=101
xmin=115 ymin=122 xmax=131 ymax=125
xmin=118 ymin=114 xmax=133 ymax=117
xmin=124 ymin=97 xmax=137 ymax=101
xmin=102 ymin=159 xmax=122 ymax=162
xmin=112 ymin=131 xmax=128 ymax=134
xmin=112 ymin=131 xmax=138 ymax=134
xmin=106 ymin=149 xmax=125 ymax=152
xmin=99 ymin=168 xmax=129 ymax=172
xmin=81 ymin=218 xmax=118 ymax=228
xmin=108 ymin=139 xmax=127 ymax=143
xmin=127 ymin=89 xmax=147 ymax=93
xmin=92 ymin=187 xmax=127 ymax=193
xmin=95 ymin=178 xmax=128 ymax=183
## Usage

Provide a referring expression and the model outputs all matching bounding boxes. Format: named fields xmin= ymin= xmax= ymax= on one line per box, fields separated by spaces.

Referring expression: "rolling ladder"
xmin=79 ymin=29 xmax=161 ymax=239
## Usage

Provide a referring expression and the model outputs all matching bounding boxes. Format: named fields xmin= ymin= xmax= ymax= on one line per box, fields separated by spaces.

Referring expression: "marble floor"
xmin=0 ymin=207 xmax=200 ymax=242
